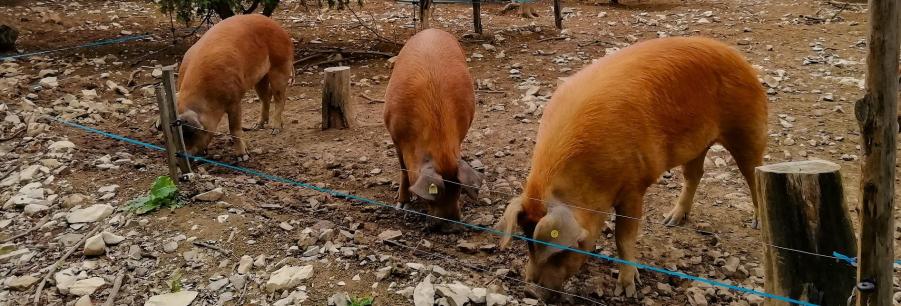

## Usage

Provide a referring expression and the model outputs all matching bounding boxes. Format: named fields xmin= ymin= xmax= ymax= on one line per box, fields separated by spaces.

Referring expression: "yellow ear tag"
xmin=550 ymin=230 xmax=559 ymax=238
xmin=428 ymin=183 xmax=438 ymax=195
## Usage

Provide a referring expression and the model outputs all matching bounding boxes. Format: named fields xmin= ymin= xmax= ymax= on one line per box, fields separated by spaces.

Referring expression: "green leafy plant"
xmin=167 ymin=269 xmax=184 ymax=293
xmin=126 ymin=176 xmax=181 ymax=215
xmin=349 ymin=296 xmax=374 ymax=306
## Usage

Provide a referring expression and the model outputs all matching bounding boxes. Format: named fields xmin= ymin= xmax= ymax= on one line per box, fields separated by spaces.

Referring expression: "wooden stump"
xmin=321 ymin=66 xmax=354 ymax=130
xmin=755 ymin=160 xmax=857 ymax=306
xmin=553 ymin=0 xmax=563 ymax=29
xmin=0 ymin=25 xmax=18 ymax=52
xmin=419 ymin=0 xmax=433 ymax=30
xmin=472 ymin=0 xmax=482 ymax=34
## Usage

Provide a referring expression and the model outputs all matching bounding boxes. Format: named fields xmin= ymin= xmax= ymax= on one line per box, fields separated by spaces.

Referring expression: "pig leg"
xmin=395 ymin=147 xmax=411 ymax=205
xmin=269 ymin=69 xmax=291 ymax=135
xmin=663 ymin=148 xmax=708 ymax=226
xmin=725 ymin=143 xmax=764 ymax=229
xmin=613 ymin=191 xmax=643 ymax=298
xmin=226 ymin=106 xmax=249 ymax=161
xmin=252 ymin=75 xmax=271 ymax=131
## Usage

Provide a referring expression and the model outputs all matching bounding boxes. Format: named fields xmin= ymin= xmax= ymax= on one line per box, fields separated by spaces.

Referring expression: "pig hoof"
xmin=236 ymin=154 xmax=250 ymax=162
xmin=663 ymin=212 xmax=687 ymax=227
xmin=270 ymin=128 xmax=281 ymax=135
xmin=750 ymin=218 xmax=760 ymax=229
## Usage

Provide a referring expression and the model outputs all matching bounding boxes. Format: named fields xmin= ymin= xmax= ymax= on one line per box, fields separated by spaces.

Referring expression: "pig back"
xmin=384 ymin=29 xmax=475 ymax=172
xmin=528 ymin=37 xmax=766 ymax=191
xmin=178 ymin=14 xmax=293 ymax=96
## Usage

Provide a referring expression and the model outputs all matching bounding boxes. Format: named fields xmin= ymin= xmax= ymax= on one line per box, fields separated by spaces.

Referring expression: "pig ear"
xmin=410 ymin=161 xmax=444 ymax=201
xmin=497 ymin=196 xmax=524 ymax=248
xmin=533 ymin=205 xmax=586 ymax=261
xmin=457 ymin=159 xmax=482 ymax=201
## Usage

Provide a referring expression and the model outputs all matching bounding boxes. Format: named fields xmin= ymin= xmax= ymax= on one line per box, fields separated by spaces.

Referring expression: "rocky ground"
xmin=0 ymin=0 xmax=900 ymax=305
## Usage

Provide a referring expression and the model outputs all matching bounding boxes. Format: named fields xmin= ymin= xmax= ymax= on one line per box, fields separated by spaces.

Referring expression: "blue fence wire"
xmin=833 ymin=251 xmax=901 ymax=267
xmin=46 ymin=116 xmax=823 ymax=306
xmin=0 ymin=34 xmax=150 ymax=60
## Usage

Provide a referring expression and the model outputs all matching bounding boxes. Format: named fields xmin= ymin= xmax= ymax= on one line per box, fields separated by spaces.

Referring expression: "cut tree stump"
xmin=755 ymin=160 xmax=857 ymax=306
xmin=321 ymin=66 xmax=355 ymax=130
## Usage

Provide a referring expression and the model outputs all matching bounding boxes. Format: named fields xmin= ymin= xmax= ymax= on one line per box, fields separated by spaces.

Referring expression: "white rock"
xmin=19 ymin=165 xmax=40 ymax=181
xmin=67 ymin=204 xmax=114 ymax=223
xmin=4 ymin=275 xmax=39 ymax=290
xmin=436 ymin=283 xmax=471 ymax=306
xmin=193 ymin=188 xmax=224 ymax=202
xmin=413 ymin=275 xmax=435 ymax=306
xmin=75 ymin=295 xmax=93 ymax=306
xmin=83 ymin=234 xmax=105 ymax=256
xmin=470 ymin=288 xmax=487 ymax=304
xmin=486 ymin=293 xmax=508 ymax=306
xmin=686 ymin=287 xmax=709 ymax=306
xmin=144 ymin=291 xmax=199 ymax=306
xmin=54 ymin=268 xmax=77 ymax=294
xmin=264 ymin=265 xmax=314 ymax=292
xmin=49 ymin=140 xmax=76 ymax=152
xmin=101 ymin=231 xmax=125 ymax=245
xmin=237 ymin=255 xmax=253 ymax=274
xmin=23 ymin=204 xmax=49 ymax=216
xmin=253 ymin=254 xmax=266 ymax=268
xmin=68 ymin=277 xmax=106 ymax=296
xmin=39 ymin=77 xmax=58 ymax=88
xmin=378 ymin=229 xmax=402 ymax=241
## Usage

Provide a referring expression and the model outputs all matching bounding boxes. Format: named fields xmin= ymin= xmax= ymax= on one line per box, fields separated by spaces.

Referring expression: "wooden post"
xmin=158 ymin=65 xmax=192 ymax=179
xmin=553 ymin=0 xmax=563 ymax=30
xmin=472 ymin=0 xmax=482 ymax=35
xmin=855 ymin=0 xmax=899 ymax=305
xmin=755 ymin=160 xmax=857 ymax=306
xmin=321 ymin=66 xmax=355 ymax=130
xmin=419 ymin=0 xmax=432 ymax=30
xmin=155 ymin=86 xmax=180 ymax=181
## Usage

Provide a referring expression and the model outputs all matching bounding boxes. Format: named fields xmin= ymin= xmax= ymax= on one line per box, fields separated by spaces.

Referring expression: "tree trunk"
xmin=321 ymin=66 xmax=355 ymax=130
xmin=210 ymin=0 xmax=235 ymax=19
xmin=553 ymin=0 xmax=563 ymax=29
xmin=855 ymin=0 xmax=899 ymax=305
xmin=755 ymin=160 xmax=857 ymax=306
xmin=472 ymin=0 xmax=482 ymax=34
xmin=262 ymin=0 xmax=280 ymax=15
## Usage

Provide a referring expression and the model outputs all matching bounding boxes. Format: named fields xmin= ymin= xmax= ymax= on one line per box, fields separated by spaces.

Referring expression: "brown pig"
xmin=497 ymin=37 xmax=767 ymax=300
xmin=384 ymin=29 xmax=482 ymax=229
xmin=176 ymin=14 xmax=294 ymax=159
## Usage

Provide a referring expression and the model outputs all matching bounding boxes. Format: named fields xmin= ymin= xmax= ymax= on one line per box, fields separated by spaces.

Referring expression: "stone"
xmin=264 ymin=265 xmax=314 ymax=292
xmin=54 ymin=268 xmax=77 ymax=294
xmin=486 ymin=293 xmax=508 ymax=306
xmin=75 ymin=295 xmax=93 ymax=306
xmin=193 ymin=188 xmax=224 ymax=202
xmin=686 ymin=287 xmax=708 ymax=306
xmin=413 ymin=274 xmax=435 ymax=306
xmin=39 ymin=77 xmax=58 ymax=88
xmin=67 ymin=204 xmax=114 ymax=223
xmin=69 ymin=277 xmax=105 ymax=296
xmin=23 ymin=204 xmax=49 ymax=215
xmin=208 ymin=278 xmax=229 ymax=291
xmin=83 ymin=234 xmax=106 ymax=256
xmin=378 ymin=229 xmax=402 ymax=241
xmin=4 ymin=275 xmax=39 ymax=290
xmin=470 ymin=288 xmax=487 ymax=304
xmin=162 ymin=241 xmax=178 ymax=253
xmin=62 ymin=194 xmax=89 ymax=208
xmin=436 ymin=283 xmax=471 ymax=306
xmin=253 ymin=254 xmax=266 ymax=268
xmin=329 ymin=292 xmax=349 ymax=306
xmin=144 ymin=291 xmax=199 ymax=306
xmin=237 ymin=255 xmax=253 ymax=274
xmin=101 ymin=231 xmax=125 ymax=245
xmin=48 ymin=140 xmax=75 ymax=152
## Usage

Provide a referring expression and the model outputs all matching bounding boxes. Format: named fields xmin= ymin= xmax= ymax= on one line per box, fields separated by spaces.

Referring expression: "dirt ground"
xmin=1 ymin=0 xmax=899 ymax=305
